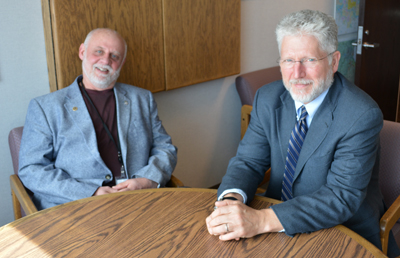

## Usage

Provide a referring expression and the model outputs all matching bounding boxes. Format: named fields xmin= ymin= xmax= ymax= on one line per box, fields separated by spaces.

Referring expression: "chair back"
xmin=236 ymin=66 xmax=281 ymax=139
xmin=236 ymin=67 xmax=281 ymax=191
xmin=236 ymin=66 xmax=281 ymax=106
xmin=9 ymin=126 xmax=36 ymax=218
xmin=379 ymin=120 xmax=400 ymax=211
xmin=9 ymin=126 xmax=24 ymax=175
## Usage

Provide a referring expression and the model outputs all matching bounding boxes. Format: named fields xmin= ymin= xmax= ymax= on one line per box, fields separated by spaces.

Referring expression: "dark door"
xmin=354 ymin=0 xmax=400 ymax=122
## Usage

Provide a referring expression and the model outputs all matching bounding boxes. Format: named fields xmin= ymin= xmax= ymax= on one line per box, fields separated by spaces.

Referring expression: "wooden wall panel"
xmin=41 ymin=0 xmax=57 ymax=93
xmin=46 ymin=0 xmax=165 ymax=92
xmin=163 ymin=0 xmax=241 ymax=90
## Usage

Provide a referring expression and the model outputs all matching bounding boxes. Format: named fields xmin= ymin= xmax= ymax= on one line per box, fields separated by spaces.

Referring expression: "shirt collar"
xmin=294 ymin=88 xmax=330 ymax=127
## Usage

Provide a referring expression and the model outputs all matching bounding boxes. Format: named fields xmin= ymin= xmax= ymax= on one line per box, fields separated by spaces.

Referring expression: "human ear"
xmin=331 ymin=51 xmax=341 ymax=73
xmin=78 ymin=43 xmax=85 ymax=61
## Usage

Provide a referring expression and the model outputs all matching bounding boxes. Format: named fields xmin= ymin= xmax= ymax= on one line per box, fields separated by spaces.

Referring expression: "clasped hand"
xmin=205 ymin=199 xmax=283 ymax=241
xmin=94 ymin=178 xmax=157 ymax=196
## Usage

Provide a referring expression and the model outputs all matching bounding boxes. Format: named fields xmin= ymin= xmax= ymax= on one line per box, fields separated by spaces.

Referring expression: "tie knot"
xmin=299 ymin=105 xmax=308 ymax=121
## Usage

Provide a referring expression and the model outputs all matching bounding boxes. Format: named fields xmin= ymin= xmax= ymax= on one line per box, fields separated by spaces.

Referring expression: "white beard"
xmin=82 ymin=57 xmax=121 ymax=89
xmin=283 ymin=68 xmax=334 ymax=103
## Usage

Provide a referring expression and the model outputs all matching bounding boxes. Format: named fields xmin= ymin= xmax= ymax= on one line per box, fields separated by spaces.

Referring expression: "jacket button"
xmin=105 ymin=175 xmax=111 ymax=180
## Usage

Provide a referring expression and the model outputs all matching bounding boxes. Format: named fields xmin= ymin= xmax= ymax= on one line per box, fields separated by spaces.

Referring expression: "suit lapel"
xmin=276 ymin=91 xmax=297 ymax=164
xmin=293 ymin=76 xmax=341 ymax=182
xmin=63 ymin=81 xmax=105 ymax=166
xmin=293 ymin=102 xmax=333 ymax=181
xmin=114 ymin=85 xmax=132 ymax=166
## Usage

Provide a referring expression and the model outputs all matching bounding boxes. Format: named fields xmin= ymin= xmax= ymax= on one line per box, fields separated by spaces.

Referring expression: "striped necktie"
xmin=282 ymin=105 xmax=308 ymax=201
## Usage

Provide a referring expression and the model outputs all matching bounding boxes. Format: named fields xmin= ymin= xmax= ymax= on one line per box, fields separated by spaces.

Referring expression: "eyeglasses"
xmin=277 ymin=51 xmax=336 ymax=69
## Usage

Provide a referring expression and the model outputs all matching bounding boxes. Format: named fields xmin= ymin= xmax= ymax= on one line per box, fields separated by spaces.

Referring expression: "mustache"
xmin=93 ymin=64 xmax=114 ymax=75
xmin=289 ymin=79 xmax=314 ymax=85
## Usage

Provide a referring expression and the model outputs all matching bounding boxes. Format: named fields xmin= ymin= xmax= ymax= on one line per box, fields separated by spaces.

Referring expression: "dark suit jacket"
xmin=219 ymin=72 xmax=384 ymax=241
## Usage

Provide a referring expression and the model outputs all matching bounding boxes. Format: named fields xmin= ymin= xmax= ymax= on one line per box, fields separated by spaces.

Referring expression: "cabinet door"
xmin=163 ymin=0 xmax=241 ymax=90
xmin=42 ymin=0 xmax=165 ymax=92
xmin=41 ymin=0 xmax=240 ymax=92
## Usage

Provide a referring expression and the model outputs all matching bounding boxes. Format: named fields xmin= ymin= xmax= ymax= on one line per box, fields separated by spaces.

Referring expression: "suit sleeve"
xmin=18 ymin=99 xmax=100 ymax=208
xmin=131 ymin=92 xmax=177 ymax=187
xmin=271 ymin=107 xmax=383 ymax=235
xmin=218 ymin=89 xmax=272 ymax=199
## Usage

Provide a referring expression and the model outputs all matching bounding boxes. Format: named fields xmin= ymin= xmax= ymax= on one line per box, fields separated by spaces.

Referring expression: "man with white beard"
xmin=19 ymin=28 xmax=177 ymax=209
xmin=206 ymin=10 xmax=399 ymax=257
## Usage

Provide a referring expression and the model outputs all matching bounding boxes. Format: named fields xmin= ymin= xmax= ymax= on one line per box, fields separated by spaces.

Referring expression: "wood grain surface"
xmin=0 ymin=188 xmax=386 ymax=257
xmin=45 ymin=0 xmax=165 ymax=92
xmin=163 ymin=0 xmax=241 ymax=90
xmin=41 ymin=0 xmax=240 ymax=93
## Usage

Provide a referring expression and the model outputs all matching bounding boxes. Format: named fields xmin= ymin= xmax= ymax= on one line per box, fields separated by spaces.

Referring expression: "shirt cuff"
xmin=218 ymin=189 xmax=247 ymax=203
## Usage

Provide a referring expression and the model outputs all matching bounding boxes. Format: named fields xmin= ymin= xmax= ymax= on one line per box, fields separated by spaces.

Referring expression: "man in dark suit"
xmin=206 ymin=9 xmax=399 ymax=256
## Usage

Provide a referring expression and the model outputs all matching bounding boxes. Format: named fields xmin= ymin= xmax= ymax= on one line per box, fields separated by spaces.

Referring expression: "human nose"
xmin=292 ymin=61 xmax=306 ymax=78
xmin=99 ymin=55 xmax=111 ymax=66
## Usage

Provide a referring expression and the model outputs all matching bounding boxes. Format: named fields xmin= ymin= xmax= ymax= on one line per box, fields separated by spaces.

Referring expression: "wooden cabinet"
xmin=41 ymin=0 xmax=240 ymax=93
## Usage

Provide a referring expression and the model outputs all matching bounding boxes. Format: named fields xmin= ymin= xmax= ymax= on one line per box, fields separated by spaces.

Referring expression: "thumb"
xmin=113 ymin=180 xmax=129 ymax=189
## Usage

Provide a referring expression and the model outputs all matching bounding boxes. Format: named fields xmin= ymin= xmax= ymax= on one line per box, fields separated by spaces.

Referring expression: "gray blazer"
xmin=218 ymin=72 xmax=384 ymax=241
xmin=19 ymin=77 xmax=177 ymax=210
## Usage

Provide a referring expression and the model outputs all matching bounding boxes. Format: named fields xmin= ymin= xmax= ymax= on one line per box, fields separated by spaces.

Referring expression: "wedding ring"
xmin=225 ymin=223 xmax=229 ymax=232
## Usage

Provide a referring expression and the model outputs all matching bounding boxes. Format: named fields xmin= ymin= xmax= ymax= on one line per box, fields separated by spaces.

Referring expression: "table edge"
xmin=2 ymin=188 xmax=218 ymax=228
xmin=335 ymin=225 xmax=387 ymax=257
xmin=2 ymin=188 xmax=386 ymax=258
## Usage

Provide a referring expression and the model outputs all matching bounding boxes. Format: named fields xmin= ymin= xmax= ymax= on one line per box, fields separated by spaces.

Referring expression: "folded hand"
xmin=113 ymin=178 xmax=158 ymax=191
xmin=206 ymin=200 xmax=283 ymax=241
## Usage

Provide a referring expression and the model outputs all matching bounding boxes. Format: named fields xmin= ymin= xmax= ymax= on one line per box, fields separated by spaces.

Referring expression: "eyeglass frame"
xmin=277 ymin=51 xmax=337 ymax=68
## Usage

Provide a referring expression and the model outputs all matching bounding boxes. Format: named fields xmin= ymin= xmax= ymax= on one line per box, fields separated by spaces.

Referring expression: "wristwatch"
xmin=221 ymin=196 xmax=238 ymax=201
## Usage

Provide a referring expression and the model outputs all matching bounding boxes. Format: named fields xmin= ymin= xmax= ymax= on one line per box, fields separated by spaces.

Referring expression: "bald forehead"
xmin=85 ymin=29 xmax=127 ymax=59
xmin=89 ymin=29 xmax=124 ymax=46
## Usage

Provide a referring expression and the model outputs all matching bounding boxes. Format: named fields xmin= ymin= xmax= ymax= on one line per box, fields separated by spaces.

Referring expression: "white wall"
xmin=0 ymin=1 xmax=50 ymax=225
xmin=0 ymin=0 xmax=333 ymax=226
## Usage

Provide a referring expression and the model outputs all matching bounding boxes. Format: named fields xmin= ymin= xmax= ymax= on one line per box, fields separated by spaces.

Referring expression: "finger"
xmin=208 ymin=205 xmax=233 ymax=221
xmin=112 ymin=179 xmax=133 ymax=189
xmin=214 ymin=200 xmax=240 ymax=208
xmin=207 ymin=214 xmax=226 ymax=228
xmin=206 ymin=216 xmax=221 ymax=235
xmin=113 ymin=181 xmax=128 ymax=190
xmin=210 ymin=223 xmax=232 ymax=236
xmin=107 ymin=188 xmax=119 ymax=194
xmin=116 ymin=188 xmax=130 ymax=192
xmin=219 ymin=231 xmax=241 ymax=241
xmin=206 ymin=221 xmax=213 ymax=235
xmin=206 ymin=215 xmax=212 ymax=224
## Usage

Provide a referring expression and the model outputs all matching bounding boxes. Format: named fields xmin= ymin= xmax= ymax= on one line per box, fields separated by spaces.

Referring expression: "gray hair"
xmin=83 ymin=28 xmax=128 ymax=62
xmin=276 ymin=10 xmax=338 ymax=58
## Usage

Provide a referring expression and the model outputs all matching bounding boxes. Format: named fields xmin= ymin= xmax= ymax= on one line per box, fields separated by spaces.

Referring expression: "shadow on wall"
xmin=206 ymin=80 xmax=242 ymax=186
xmin=154 ymin=76 xmax=241 ymax=188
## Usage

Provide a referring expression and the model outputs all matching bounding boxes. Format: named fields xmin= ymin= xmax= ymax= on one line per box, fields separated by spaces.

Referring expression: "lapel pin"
xmin=124 ymin=101 xmax=128 ymax=105
xmin=73 ymin=107 xmax=78 ymax=111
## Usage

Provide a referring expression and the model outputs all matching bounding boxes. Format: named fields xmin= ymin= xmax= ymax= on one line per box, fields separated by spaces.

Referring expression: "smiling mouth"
xmin=294 ymin=83 xmax=311 ymax=87
xmin=96 ymin=67 xmax=109 ymax=72
xmin=290 ymin=79 xmax=313 ymax=86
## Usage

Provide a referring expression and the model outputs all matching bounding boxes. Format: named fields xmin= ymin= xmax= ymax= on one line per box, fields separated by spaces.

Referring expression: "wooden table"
xmin=0 ymin=188 xmax=386 ymax=257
